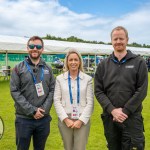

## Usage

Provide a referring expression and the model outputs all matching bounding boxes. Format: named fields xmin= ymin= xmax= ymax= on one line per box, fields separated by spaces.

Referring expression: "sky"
xmin=0 ymin=0 xmax=150 ymax=44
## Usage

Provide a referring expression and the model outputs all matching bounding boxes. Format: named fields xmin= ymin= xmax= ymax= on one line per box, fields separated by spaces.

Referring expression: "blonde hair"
xmin=63 ymin=48 xmax=84 ymax=72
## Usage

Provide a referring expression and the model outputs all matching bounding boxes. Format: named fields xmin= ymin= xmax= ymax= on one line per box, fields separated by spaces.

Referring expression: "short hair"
xmin=111 ymin=26 xmax=129 ymax=39
xmin=63 ymin=48 xmax=84 ymax=72
xmin=27 ymin=36 xmax=44 ymax=47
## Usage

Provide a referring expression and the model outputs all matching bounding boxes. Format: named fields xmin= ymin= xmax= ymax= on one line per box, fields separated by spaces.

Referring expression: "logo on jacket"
xmin=125 ymin=65 xmax=134 ymax=68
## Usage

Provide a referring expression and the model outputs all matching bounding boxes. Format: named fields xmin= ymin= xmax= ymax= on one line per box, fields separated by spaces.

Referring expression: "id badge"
xmin=71 ymin=106 xmax=79 ymax=119
xmin=35 ymin=82 xmax=44 ymax=97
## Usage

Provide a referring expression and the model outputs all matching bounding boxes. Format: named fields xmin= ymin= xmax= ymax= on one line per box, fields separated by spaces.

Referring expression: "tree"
xmin=42 ymin=34 xmax=149 ymax=48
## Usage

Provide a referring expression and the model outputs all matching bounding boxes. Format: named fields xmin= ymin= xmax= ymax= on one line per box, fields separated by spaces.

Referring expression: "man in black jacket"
xmin=94 ymin=26 xmax=148 ymax=150
xmin=10 ymin=36 xmax=55 ymax=150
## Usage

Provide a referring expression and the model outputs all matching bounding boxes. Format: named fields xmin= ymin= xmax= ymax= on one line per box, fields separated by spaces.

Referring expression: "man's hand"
xmin=111 ymin=108 xmax=128 ymax=123
xmin=33 ymin=108 xmax=45 ymax=119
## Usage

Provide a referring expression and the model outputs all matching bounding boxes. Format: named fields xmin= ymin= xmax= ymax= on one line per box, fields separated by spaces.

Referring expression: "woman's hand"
xmin=71 ymin=120 xmax=83 ymax=129
xmin=63 ymin=118 xmax=74 ymax=128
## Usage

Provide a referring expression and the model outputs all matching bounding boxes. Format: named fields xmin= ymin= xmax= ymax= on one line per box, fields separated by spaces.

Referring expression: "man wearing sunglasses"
xmin=10 ymin=36 xmax=55 ymax=150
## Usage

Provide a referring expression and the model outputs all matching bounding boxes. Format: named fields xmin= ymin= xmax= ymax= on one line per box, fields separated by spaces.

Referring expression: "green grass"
xmin=0 ymin=75 xmax=150 ymax=150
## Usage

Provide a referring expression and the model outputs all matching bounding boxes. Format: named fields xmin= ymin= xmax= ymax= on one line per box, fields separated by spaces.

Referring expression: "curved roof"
xmin=0 ymin=35 xmax=150 ymax=55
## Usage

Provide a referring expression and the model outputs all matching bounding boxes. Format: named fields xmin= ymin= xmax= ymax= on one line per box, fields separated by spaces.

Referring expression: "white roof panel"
xmin=0 ymin=35 xmax=150 ymax=55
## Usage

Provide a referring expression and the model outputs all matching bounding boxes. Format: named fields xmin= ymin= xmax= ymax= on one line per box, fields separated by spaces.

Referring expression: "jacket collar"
xmin=110 ymin=50 xmax=138 ymax=61
xmin=63 ymin=71 xmax=84 ymax=80
xmin=25 ymin=56 xmax=45 ymax=66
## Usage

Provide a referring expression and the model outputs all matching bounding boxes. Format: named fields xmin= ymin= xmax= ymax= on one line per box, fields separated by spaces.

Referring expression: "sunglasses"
xmin=28 ymin=44 xmax=43 ymax=50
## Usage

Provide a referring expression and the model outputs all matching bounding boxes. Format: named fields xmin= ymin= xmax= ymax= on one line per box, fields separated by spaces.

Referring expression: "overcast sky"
xmin=0 ymin=0 xmax=150 ymax=44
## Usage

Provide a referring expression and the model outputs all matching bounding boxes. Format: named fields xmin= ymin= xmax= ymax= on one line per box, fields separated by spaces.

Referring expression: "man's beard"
xmin=29 ymin=53 xmax=41 ymax=60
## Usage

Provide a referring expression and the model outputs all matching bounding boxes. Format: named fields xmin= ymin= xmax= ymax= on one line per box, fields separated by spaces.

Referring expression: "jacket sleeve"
xmin=79 ymin=77 xmax=94 ymax=124
xmin=94 ymin=62 xmax=116 ymax=114
xmin=40 ymin=68 xmax=55 ymax=115
xmin=10 ymin=67 xmax=37 ymax=116
xmin=122 ymin=59 xmax=148 ymax=115
xmin=54 ymin=76 xmax=68 ymax=122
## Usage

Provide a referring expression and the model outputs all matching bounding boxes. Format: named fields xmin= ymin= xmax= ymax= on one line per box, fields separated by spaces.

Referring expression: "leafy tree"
xmin=42 ymin=34 xmax=149 ymax=48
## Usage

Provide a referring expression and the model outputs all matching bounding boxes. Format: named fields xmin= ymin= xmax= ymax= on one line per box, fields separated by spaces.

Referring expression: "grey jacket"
xmin=10 ymin=56 xmax=55 ymax=119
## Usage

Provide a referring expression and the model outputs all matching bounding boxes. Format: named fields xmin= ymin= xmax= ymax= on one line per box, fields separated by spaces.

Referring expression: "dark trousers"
xmin=101 ymin=113 xmax=145 ymax=150
xmin=15 ymin=116 xmax=50 ymax=150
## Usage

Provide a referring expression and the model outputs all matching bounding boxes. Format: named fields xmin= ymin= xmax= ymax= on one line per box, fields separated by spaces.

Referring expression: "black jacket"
xmin=94 ymin=50 xmax=148 ymax=116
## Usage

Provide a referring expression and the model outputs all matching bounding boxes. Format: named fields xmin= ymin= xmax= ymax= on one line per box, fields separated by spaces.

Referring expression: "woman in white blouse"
xmin=54 ymin=49 xmax=94 ymax=150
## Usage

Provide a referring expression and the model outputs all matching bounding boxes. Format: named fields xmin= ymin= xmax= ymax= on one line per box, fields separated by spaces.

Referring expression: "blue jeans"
xmin=15 ymin=116 xmax=51 ymax=150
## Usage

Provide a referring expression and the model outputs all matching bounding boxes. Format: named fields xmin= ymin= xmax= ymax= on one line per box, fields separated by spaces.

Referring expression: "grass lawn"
xmin=0 ymin=75 xmax=150 ymax=150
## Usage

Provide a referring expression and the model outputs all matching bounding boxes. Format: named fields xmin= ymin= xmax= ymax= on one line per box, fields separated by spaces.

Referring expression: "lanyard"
xmin=24 ymin=61 xmax=44 ymax=84
xmin=68 ymin=72 xmax=80 ymax=105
